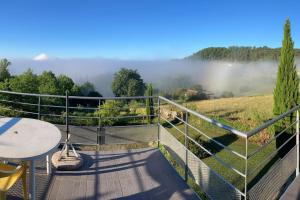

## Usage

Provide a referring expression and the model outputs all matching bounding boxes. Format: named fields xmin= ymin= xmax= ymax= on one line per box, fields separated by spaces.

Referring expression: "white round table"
xmin=0 ymin=117 xmax=61 ymax=200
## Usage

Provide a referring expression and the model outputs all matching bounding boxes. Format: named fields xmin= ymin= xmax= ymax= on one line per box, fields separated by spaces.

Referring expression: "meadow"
xmin=188 ymin=95 xmax=273 ymax=130
xmin=189 ymin=95 xmax=274 ymax=144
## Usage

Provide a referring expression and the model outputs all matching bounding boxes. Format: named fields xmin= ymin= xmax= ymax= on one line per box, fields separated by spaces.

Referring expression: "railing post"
xmin=296 ymin=110 xmax=299 ymax=176
xmin=65 ymin=90 xmax=69 ymax=157
xmin=157 ymin=97 xmax=160 ymax=148
xmin=97 ymin=98 xmax=101 ymax=148
xmin=245 ymin=138 xmax=248 ymax=198
xmin=38 ymin=94 xmax=52 ymax=174
xmin=37 ymin=95 xmax=41 ymax=120
xmin=184 ymin=112 xmax=188 ymax=182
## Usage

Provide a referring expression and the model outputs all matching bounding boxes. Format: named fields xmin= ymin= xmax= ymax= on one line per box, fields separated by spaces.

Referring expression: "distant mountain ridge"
xmin=186 ymin=46 xmax=300 ymax=61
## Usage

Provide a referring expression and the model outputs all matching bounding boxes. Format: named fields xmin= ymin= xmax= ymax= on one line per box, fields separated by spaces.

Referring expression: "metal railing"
xmin=0 ymin=90 xmax=298 ymax=199
xmin=0 ymin=90 xmax=159 ymax=146
xmin=157 ymin=96 xmax=300 ymax=200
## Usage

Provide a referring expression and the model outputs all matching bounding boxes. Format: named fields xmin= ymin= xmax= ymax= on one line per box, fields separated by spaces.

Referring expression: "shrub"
xmin=188 ymin=134 xmax=212 ymax=159
xmin=94 ymin=100 xmax=122 ymax=126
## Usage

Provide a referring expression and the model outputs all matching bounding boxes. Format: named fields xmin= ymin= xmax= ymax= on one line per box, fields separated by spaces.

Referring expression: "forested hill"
xmin=186 ymin=46 xmax=300 ymax=61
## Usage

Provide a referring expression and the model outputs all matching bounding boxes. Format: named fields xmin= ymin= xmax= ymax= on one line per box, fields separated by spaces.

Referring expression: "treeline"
xmin=0 ymin=59 xmax=101 ymax=98
xmin=0 ymin=63 xmax=155 ymax=126
xmin=0 ymin=59 xmax=234 ymax=126
xmin=186 ymin=46 xmax=300 ymax=61
xmin=0 ymin=59 xmax=231 ymax=102
xmin=160 ymin=84 xmax=211 ymax=102
xmin=157 ymin=75 xmax=233 ymax=101
xmin=0 ymin=59 xmax=102 ymax=116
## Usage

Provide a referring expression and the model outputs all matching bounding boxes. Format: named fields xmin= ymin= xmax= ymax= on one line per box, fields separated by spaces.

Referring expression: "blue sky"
xmin=0 ymin=0 xmax=300 ymax=59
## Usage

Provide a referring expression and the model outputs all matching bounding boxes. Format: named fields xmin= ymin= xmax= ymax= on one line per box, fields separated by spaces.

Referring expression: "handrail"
xmin=187 ymin=134 xmax=246 ymax=178
xmin=248 ymin=133 xmax=297 ymax=176
xmin=69 ymin=95 xmax=157 ymax=100
xmin=0 ymin=90 xmax=157 ymax=100
xmin=158 ymin=96 xmax=247 ymax=138
xmin=247 ymin=119 xmax=298 ymax=159
xmin=172 ymin=113 xmax=247 ymax=159
xmin=246 ymin=104 xmax=300 ymax=138
xmin=0 ymin=99 xmax=38 ymax=106
xmin=1 ymin=88 xmax=298 ymax=140
xmin=160 ymin=115 xmax=246 ymax=177
xmin=0 ymin=90 xmax=65 ymax=98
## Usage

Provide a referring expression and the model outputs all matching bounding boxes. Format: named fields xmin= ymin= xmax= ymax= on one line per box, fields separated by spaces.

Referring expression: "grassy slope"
xmin=188 ymin=95 xmax=273 ymax=131
xmin=162 ymin=94 xmax=278 ymax=193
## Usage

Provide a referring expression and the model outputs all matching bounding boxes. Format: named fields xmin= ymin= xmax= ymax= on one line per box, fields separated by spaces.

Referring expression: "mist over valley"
xmin=7 ymin=57 xmax=288 ymax=97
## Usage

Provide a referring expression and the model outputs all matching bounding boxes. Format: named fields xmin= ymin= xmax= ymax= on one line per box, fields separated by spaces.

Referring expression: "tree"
xmin=273 ymin=19 xmax=299 ymax=157
xmin=188 ymin=134 xmax=212 ymax=159
xmin=145 ymin=84 xmax=154 ymax=124
xmin=188 ymin=84 xmax=209 ymax=100
xmin=71 ymin=85 xmax=82 ymax=96
xmin=87 ymin=91 xmax=102 ymax=97
xmin=71 ymin=82 xmax=102 ymax=107
xmin=186 ymin=46 xmax=300 ymax=61
xmin=221 ymin=91 xmax=234 ymax=98
xmin=0 ymin=79 xmax=12 ymax=103
xmin=0 ymin=58 xmax=11 ymax=82
xmin=85 ymin=90 xmax=102 ymax=107
xmin=0 ymin=79 xmax=10 ymax=91
xmin=9 ymin=69 xmax=39 ymax=106
xmin=80 ymin=81 xmax=95 ymax=96
xmin=57 ymin=75 xmax=74 ymax=94
xmin=94 ymin=100 xmax=122 ymax=126
xmin=112 ymin=68 xmax=146 ymax=97
xmin=38 ymin=71 xmax=59 ymax=94
xmin=9 ymin=69 xmax=38 ymax=93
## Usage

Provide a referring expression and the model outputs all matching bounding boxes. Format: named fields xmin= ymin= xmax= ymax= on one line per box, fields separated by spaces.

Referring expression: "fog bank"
xmin=9 ymin=58 xmax=294 ymax=97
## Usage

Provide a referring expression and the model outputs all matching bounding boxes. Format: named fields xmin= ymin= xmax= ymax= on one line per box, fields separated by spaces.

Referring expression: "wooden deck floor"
xmin=46 ymin=148 xmax=200 ymax=200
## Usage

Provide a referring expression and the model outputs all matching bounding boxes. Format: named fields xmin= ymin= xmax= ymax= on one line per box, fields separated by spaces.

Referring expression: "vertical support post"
xmin=184 ymin=112 xmax=188 ymax=182
xmin=65 ymin=90 xmax=69 ymax=157
xmin=30 ymin=160 xmax=36 ymax=200
xmin=157 ymin=97 xmax=161 ymax=148
xmin=296 ymin=110 xmax=299 ymax=176
xmin=244 ymin=138 xmax=248 ymax=198
xmin=46 ymin=154 xmax=52 ymax=175
xmin=97 ymin=98 xmax=101 ymax=148
xmin=37 ymin=95 xmax=41 ymax=120
xmin=38 ymin=95 xmax=51 ymax=174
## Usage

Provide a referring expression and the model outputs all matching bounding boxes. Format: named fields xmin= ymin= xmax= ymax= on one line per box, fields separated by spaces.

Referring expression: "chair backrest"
xmin=0 ymin=163 xmax=21 ymax=178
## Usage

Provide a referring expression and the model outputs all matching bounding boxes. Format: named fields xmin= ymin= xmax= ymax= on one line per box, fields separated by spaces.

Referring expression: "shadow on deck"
xmin=8 ymin=148 xmax=199 ymax=200
xmin=281 ymin=175 xmax=300 ymax=200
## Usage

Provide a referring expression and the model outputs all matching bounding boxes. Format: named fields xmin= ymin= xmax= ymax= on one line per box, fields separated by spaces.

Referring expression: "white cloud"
xmin=33 ymin=53 xmax=48 ymax=61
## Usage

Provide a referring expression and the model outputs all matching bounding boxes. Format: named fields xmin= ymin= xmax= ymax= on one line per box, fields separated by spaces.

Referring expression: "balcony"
xmin=0 ymin=90 xmax=299 ymax=200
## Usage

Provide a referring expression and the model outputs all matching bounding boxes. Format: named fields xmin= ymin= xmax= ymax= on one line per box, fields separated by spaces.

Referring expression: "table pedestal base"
xmin=51 ymin=151 xmax=83 ymax=171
